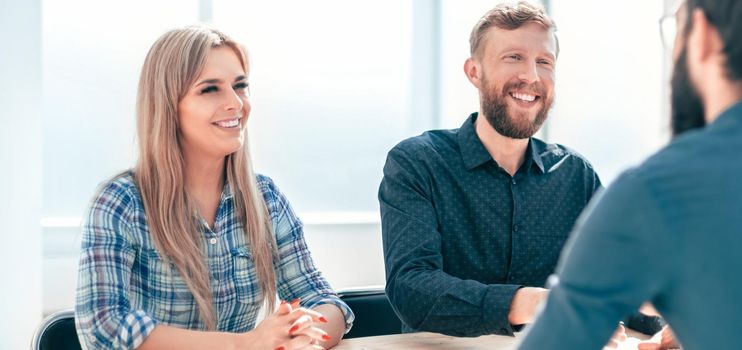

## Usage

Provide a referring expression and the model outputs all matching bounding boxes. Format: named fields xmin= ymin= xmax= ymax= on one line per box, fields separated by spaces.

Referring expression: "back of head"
xmin=469 ymin=1 xmax=558 ymax=58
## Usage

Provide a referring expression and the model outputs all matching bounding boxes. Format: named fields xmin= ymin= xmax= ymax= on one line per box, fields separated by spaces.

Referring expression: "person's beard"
xmin=670 ymin=45 xmax=706 ymax=136
xmin=480 ymin=76 xmax=553 ymax=139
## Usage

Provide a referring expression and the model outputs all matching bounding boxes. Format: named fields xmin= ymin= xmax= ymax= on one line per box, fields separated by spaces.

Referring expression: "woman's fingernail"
xmin=289 ymin=325 xmax=299 ymax=334
xmin=290 ymin=298 xmax=301 ymax=305
xmin=275 ymin=347 xmax=285 ymax=350
xmin=318 ymin=316 xmax=328 ymax=323
xmin=322 ymin=334 xmax=331 ymax=341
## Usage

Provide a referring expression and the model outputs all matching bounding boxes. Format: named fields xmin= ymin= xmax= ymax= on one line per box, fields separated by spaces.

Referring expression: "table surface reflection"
xmin=334 ymin=330 xmax=652 ymax=350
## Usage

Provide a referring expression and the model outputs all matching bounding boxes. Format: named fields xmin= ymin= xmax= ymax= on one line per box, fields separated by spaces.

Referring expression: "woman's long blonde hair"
xmin=134 ymin=26 xmax=277 ymax=329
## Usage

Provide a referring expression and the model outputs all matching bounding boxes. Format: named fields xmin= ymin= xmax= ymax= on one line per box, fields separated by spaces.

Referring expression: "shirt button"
xmin=513 ymin=225 xmax=519 ymax=232
xmin=209 ymin=237 xmax=217 ymax=245
xmin=511 ymin=179 xmax=516 ymax=185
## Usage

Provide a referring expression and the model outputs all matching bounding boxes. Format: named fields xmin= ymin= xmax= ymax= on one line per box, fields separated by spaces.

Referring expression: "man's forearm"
xmin=388 ymin=269 xmax=523 ymax=336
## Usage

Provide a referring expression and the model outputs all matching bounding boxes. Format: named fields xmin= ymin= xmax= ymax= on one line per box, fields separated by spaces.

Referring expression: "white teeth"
xmin=511 ymin=92 xmax=536 ymax=102
xmin=214 ymin=118 xmax=239 ymax=128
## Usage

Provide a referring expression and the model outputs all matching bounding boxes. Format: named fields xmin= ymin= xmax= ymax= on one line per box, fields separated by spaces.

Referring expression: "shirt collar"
xmin=458 ymin=112 xmax=546 ymax=174
xmin=458 ymin=113 xmax=492 ymax=170
xmin=529 ymin=138 xmax=546 ymax=174
xmin=221 ymin=180 xmax=234 ymax=201
xmin=708 ymin=100 xmax=742 ymax=131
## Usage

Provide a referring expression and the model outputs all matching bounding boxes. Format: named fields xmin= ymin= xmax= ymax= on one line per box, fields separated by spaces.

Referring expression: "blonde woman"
xmin=75 ymin=26 xmax=353 ymax=350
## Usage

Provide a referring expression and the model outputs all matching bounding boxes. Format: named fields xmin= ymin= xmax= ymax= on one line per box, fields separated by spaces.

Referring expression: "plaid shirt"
xmin=75 ymin=171 xmax=354 ymax=349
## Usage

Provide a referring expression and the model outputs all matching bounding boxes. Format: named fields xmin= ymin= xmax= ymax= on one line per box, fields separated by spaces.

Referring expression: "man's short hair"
xmin=687 ymin=0 xmax=742 ymax=82
xmin=469 ymin=1 xmax=558 ymax=58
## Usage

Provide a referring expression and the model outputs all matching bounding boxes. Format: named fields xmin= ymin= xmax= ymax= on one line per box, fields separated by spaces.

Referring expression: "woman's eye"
xmin=200 ymin=85 xmax=218 ymax=94
xmin=233 ymin=82 xmax=248 ymax=91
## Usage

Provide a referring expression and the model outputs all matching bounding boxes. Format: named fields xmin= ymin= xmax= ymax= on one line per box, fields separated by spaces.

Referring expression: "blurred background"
xmin=1 ymin=0 xmax=676 ymax=347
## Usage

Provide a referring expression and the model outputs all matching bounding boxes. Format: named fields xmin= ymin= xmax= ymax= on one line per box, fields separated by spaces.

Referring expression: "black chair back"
xmin=338 ymin=287 xmax=402 ymax=339
xmin=31 ymin=309 xmax=82 ymax=350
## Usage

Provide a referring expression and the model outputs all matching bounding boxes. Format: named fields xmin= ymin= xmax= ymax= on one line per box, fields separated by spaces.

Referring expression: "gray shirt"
xmin=519 ymin=101 xmax=742 ymax=350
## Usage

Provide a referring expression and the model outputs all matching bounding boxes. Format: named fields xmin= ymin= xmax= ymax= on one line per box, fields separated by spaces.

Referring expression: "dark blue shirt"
xmin=379 ymin=113 xmax=601 ymax=337
xmin=519 ymin=101 xmax=742 ymax=350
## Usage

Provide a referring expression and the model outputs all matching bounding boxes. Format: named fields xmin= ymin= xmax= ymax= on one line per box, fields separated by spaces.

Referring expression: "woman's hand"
xmin=240 ymin=299 xmax=330 ymax=350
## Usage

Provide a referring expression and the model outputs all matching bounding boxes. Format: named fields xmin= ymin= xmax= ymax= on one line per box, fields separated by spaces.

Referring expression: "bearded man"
xmin=378 ymin=1 xmax=602 ymax=337
xmin=519 ymin=0 xmax=742 ymax=348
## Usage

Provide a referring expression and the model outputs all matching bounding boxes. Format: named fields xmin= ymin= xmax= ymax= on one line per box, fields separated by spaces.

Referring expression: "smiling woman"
xmin=178 ymin=47 xmax=251 ymax=168
xmin=74 ymin=26 xmax=354 ymax=350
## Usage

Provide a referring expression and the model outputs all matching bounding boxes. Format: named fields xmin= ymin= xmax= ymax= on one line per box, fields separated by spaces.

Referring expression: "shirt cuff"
xmin=306 ymin=296 xmax=356 ymax=334
xmin=118 ymin=309 xmax=159 ymax=350
xmin=481 ymin=284 xmax=523 ymax=336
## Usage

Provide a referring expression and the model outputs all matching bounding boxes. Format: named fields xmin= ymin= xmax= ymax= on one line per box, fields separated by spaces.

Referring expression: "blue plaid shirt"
xmin=75 ymin=171 xmax=354 ymax=349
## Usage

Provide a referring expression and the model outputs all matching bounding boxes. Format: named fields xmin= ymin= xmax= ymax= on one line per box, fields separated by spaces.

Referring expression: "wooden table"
xmin=334 ymin=330 xmax=651 ymax=350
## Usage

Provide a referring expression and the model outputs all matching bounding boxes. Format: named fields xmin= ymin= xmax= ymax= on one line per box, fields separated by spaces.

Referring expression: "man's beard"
xmin=670 ymin=46 xmax=706 ymax=136
xmin=480 ymin=78 xmax=553 ymax=139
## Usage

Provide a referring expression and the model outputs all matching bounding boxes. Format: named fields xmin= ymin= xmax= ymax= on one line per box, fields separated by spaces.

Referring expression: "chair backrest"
xmin=337 ymin=286 xmax=402 ymax=339
xmin=31 ymin=309 xmax=82 ymax=350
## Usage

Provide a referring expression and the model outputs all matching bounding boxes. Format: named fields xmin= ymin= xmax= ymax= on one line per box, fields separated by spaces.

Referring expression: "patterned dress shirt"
xmin=379 ymin=113 xmax=601 ymax=337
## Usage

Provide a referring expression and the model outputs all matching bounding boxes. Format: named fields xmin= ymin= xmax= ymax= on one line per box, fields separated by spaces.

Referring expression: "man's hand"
xmin=636 ymin=303 xmax=679 ymax=349
xmin=604 ymin=323 xmax=628 ymax=348
xmin=508 ymin=287 xmax=549 ymax=325
xmin=639 ymin=303 xmax=660 ymax=317
xmin=638 ymin=326 xmax=680 ymax=350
